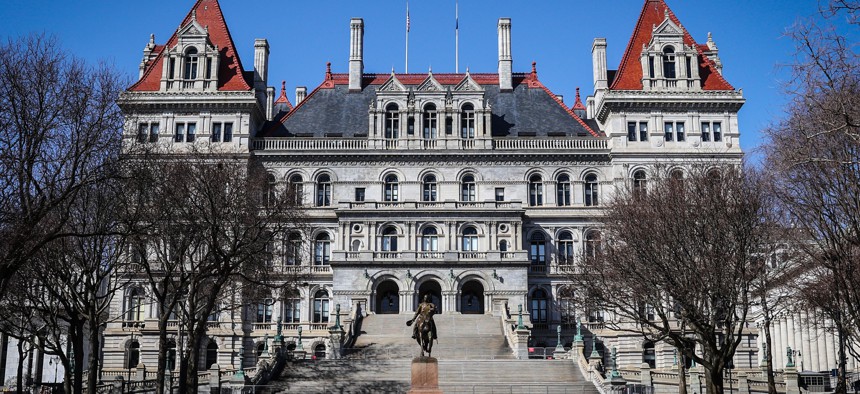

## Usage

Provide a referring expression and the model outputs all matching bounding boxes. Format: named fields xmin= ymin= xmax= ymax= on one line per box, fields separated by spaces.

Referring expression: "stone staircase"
xmin=267 ymin=314 xmax=599 ymax=393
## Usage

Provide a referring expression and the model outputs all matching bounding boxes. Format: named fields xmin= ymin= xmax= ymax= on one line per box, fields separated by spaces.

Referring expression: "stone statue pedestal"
xmin=408 ymin=357 xmax=442 ymax=394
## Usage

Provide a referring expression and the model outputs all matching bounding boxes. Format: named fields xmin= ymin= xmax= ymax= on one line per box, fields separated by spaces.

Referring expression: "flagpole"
xmin=405 ymin=0 xmax=409 ymax=73
xmin=455 ymin=0 xmax=459 ymax=73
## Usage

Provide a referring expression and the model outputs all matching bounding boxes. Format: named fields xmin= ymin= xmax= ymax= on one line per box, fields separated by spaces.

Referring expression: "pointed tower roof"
xmin=572 ymin=87 xmax=586 ymax=112
xmin=129 ymin=0 xmax=252 ymax=92
xmin=274 ymin=81 xmax=293 ymax=109
xmin=609 ymin=0 xmax=733 ymax=91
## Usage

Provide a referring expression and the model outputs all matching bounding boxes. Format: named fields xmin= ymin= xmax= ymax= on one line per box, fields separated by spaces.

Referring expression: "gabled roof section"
xmin=377 ymin=72 xmax=407 ymax=92
xmin=454 ymin=72 xmax=484 ymax=92
xmin=416 ymin=72 xmax=445 ymax=92
xmin=609 ymin=0 xmax=733 ymax=91
xmin=128 ymin=0 xmax=252 ymax=92
xmin=274 ymin=81 xmax=292 ymax=109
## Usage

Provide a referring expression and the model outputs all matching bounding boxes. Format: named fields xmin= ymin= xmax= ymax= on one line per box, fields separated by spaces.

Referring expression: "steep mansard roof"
xmin=262 ymin=71 xmax=599 ymax=138
xmin=610 ymin=0 xmax=733 ymax=91
xmin=128 ymin=0 xmax=252 ymax=92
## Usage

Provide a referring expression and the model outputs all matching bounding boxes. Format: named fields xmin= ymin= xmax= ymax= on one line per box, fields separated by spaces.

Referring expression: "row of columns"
xmin=768 ymin=312 xmax=857 ymax=372
xmin=342 ymin=220 xmax=523 ymax=253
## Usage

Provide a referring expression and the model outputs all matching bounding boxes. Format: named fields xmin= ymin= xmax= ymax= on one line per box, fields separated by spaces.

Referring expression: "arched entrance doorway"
xmin=375 ymin=280 xmax=400 ymax=314
xmin=417 ymin=280 xmax=442 ymax=314
xmin=460 ymin=280 xmax=484 ymax=314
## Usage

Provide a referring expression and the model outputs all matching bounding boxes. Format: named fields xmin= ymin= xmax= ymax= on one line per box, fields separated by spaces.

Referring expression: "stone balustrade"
xmin=253 ymin=137 xmax=608 ymax=152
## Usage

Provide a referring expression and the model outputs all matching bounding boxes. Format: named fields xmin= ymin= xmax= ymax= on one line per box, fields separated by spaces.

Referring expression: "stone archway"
xmin=460 ymin=280 xmax=484 ymax=314
xmin=375 ymin=280 xmax=400 ymax=314
xmin=417 ymin=280 xmax=443 ymax=314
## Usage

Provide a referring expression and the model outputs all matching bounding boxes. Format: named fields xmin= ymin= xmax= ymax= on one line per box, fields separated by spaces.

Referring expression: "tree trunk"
xmin=762 ymin=313 xmax=777 ymax=394
xmin=15 ymin=337 xmax=25 ymax=394
xmin=836 ymin=325 xmax=848 ymax=394
xmin=678 ymin=365 xmax=688 ymax=394
xmin=181 ymin=320 xmax=205 ymax=394
xmin=705 ymin=361 xmax=724 ymax=394
xmin=155 ymin=314 xmax=169 ymax=394
xmin=72 ymin=321 xmax=85 ymax=394
xmin=86 ymin=321 xmax=101 ymax=394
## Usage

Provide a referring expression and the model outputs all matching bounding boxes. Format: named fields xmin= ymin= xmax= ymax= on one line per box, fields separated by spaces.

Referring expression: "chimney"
xmin=254 ymin=38 xmax=270 ymax=90
xmin=497 ymin=18 xmax=513 ymax=91
xmin=349 ymin=18 xmax=364 ymax=92
xmin=592 ymin=38 xmax=607 ymax=91
xmin=296 ymin=86 xmax=307 ymax=105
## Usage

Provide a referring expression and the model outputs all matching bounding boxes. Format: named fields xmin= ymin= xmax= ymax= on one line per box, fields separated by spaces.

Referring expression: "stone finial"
xmin=326 ymin=62 xmax=333 ymax=80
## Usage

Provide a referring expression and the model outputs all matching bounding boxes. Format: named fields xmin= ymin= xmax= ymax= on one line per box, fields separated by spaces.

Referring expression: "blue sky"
xmin=0 ymin=1 xmax=854 ymax=162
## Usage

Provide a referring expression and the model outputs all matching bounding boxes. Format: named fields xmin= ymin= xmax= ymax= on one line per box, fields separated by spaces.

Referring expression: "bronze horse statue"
xmin=407 ymin=294 xmax=438 ymax=357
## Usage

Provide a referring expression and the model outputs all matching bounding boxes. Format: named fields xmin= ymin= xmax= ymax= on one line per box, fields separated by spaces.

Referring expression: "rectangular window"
xmin=664 ymin=122 xmax=684 ymax=142
xmin=628 ymin=122 xmax=649 ymax=142
xmin=701 ymin=122 xmax=710 ymax=142
xmin=627 ymin=122 xmax=636 ymax=142
xmin=211 ymin=123 xmax=221 ymax=142
xmin=175 ymin=123 xmax=185 ymax=143
xmin=223 ymin=122 xmax=233 ymax=142
xmin=663 ymin=122 xmax=673 ymax=142
xmin=150 ymin=123 xmax=159 ymax=143
xmin=495 ymin=188 xmax=505 ymax=202
xmin=168 ymin=58 xmax=176 ymax=79
xmin=530 ymin=242 xmax=546 ymax=265
xmin=256 ymin=300 xmax=273 ymax=323
xmin=407 ymin=116 xmax=415 ymax=134
xmin=205 ymin=58 xmax=212 ymax=80
xmin=186 ymin=122 xmax=196 ymax=143
xmin=713 ymin=122 xmax=722 ymax=142
xmin=284 ymin=299 xmax=300 ymax=323
xmin=648 ymin=56 xmax=655 ymax=78
xmin=686 ymin=56 xmax=692 ymax=78
xmin=354 ymin=188 xmax=365 ymax=202
xmin=138 ymin=124 xmax=148 ymax=143
xmin=445 ymin=117 xmax=453 ymax=134
xmin=676 ymin=122 xmax=685 ymax=142
xmin=639 ymin=122 xmax=648 ymax=141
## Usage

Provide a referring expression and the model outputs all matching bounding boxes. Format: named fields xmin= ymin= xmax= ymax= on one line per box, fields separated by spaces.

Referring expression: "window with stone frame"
xmin=283 ymin=298 xmax=300 ymax=323
xmin=460 ymin=103 xmax=475 ymax=138
xmin=423 ymin=103 xmax=438 ymax=140
xmin=137 ymin=122 xmax=160 ymax=143
xmin=211 ymin=122 xmax=233 ymax=143
xmin=584 ymin=174 xmax=599 ymax=206
xmin=313 ymin=290 xmax=329 ymax=323
xmin=184 ymin=47 xmax=199 ymax=80
xmin=528 ymin=175 xmax=544 ymax=206
xmin=422 ymin=174 xmax=437 ymax=202
xmin=530 ymin=232 xmax=547 ymax=265
xmin=314 ymin=233 xmax=331 ymax=265
xmin=383 ymin=174 xmax=399 ymax=202
xmin=289 ymin=175 xmax=303 ymax=205
xmin=627 ymin=121 xmax=648 ymax=142
xmin=556 ymin=174 xmax=571 ymax=206
xmin=385 ymin=103 xmax=399 ymax=139
xmin=255 ymin=299 xmax=273 ymax=323
xmin=382 ymin=226 xmax=398 ymax=251
xmin=461 ymin=227 xmax=479 ymax=251
xmin=663 ymin=121 xmax=685 ymax=142
xmin=632 ymin=170 xmax=647 ymax=200
xmin=285 ymin=233 xmax=302 ymax=265
xmin=557 ymin=231 xmax=575 ymax=265
xmin=422 ymin=227 xmax=439 ymax=252
xmin=701 ymin=121 xmax=722 ymax=142
xmin=316 ymin=174 xmax=331 ymax=207
xmin=460 ymin=174 xmax=476 ymax=202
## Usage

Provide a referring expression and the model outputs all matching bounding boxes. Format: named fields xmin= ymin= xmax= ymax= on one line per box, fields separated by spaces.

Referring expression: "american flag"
xmin=406 ymin=4 xmax=411 ymax=33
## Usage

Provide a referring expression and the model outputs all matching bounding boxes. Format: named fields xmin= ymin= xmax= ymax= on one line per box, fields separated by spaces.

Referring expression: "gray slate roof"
xmin=261 ymin=77 xmax=596 ymax=138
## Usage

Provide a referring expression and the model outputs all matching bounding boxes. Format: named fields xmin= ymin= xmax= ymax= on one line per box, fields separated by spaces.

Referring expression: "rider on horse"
xmin=407 ymin=293 xmax=437 ymax=344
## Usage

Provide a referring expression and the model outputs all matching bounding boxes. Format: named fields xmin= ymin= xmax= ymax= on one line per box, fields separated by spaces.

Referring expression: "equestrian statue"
xmin=407 ymin=293 xmax=438 ymax=357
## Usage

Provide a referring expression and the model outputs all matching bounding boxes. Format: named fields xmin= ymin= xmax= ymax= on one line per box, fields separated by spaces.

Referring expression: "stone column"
xmin=801 ymin=312 xmax=812 ymax=371
xmin=738 ymin=372 xmax=750 ymax=394
xmin=514 ymin=327 xmax=530 ymax=360
xmin=784 ymin=368 xmax=800 ymax=394
xmin=813 ymin=312 xmax=823 ymax=372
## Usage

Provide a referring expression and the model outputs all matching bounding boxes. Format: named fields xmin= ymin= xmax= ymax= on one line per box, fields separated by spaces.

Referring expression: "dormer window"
xmin=423 ymin=103 xmax=437 ymax=140
xmin=385 ymin=104 xmax=399 ymax=139
xmin=184 ymin=47 xmax=199 ymax=80
xmin=662 ymin=46 xmax=676 ymax=79
xmin=460 ymin=103 xmax=475 ymax=139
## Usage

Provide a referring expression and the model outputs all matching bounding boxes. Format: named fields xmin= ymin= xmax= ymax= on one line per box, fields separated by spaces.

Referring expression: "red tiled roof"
xmin=128 ymin=0 xmax=252 ymax=92
xmin=609 ymin=0 xmax=733 ymax=91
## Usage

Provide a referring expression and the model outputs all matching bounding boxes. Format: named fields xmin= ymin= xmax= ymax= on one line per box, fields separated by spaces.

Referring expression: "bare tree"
xmin=119 ymin=145 xmax=305 ymax=394
xmin=570 ymin=165 xmax=773 ymax=394
xmin=0 ymin=34 xmax=125 ymax=298
xmin=763 ymin=3 xmax=860 ymax=392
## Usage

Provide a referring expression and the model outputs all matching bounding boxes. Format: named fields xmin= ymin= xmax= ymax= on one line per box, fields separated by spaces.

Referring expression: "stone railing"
xmin=338 ymin=200 xmax=523 ymax=210
xmin=333 ymin=250 xmax=528 ymax=264
xmin=253 ymin=137 xmax=608 ymax=152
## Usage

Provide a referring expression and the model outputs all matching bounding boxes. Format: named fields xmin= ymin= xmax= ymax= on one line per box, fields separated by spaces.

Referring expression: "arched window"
xmin=670 ymin=169 xmax=685 ymax=191
xmin=314 ymin=344 xmax=327 ymax=359
xmin=556 ymin=174 xmax=571 ymax=206
xmin=266 ymin=173 xmax=277 ymax=206
xmin=633 ymin=170 xmax=647 ymax=199
xmin=289 ymin=175 xmax=303 ymax=205
xmin=126 ymin=288 xmax=145 ymax=323
xmin=314 ymin=233 xmax=331 ymax=265
xmin=423 ymin=103 xmax=437 ymax=140
xmin=461 ymin=227 xmax=478 ymax=251
xmin=184 ymin=47 xmax=198 ymax=80
xmin=662 ymin=46 xmax=676 ymax=79
xmin=382 ymin=227 xmax=398 ymax=252
xmin=530 ymin=289 xmax=548 ymax=324
xmin=499 ymin=240 xmax=509 ymax=252
xmin=166 ymin=340 xmax=176 ymax=370
xmin=558 ymin=287 xmax=576 ymax=326
xmin=528 ymin=175 xmax=544 ymax=206
xmin=530 ymin=232 xmax=546 ymax=266
xmin=421 ymin=227 xmax=439 ymax=252
xmin=313 ymin=290 xmax=330 ymax=323
xmin=203 ymin=341 xmax=218 ymax=369
xmin=255 ymin=299 xmax=273 ymax=323
xmin=584 ymin=231 xmax=602 ymax=258
xmin=558 ymin=231 xmax=574 ymax=265
xmin=385 ymin=104 xmax=399 ymax=139
xmin=126 ymin=340 xmax=140 ymax=369
xmin=422 ymin=174 xmax=437 ymax=202
xmin=316 ymin=174 xmax=331 ymax=207
xmin=383 ymin=174 xmax=399 ymax=202
xmin=460 ymin=103 xmax=475 ymax=139
xmin=461 ymin=174 xmax=476 ymax=202
xmin=285 ymin=233 xmax=302 ymax=265
xmin=584 ymin=174 xmax=599 ymax=207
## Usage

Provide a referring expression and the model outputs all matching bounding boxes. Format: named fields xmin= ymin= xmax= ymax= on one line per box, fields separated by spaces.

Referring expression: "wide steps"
xmin=272 ymin=359 xmax=599 ymax=394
